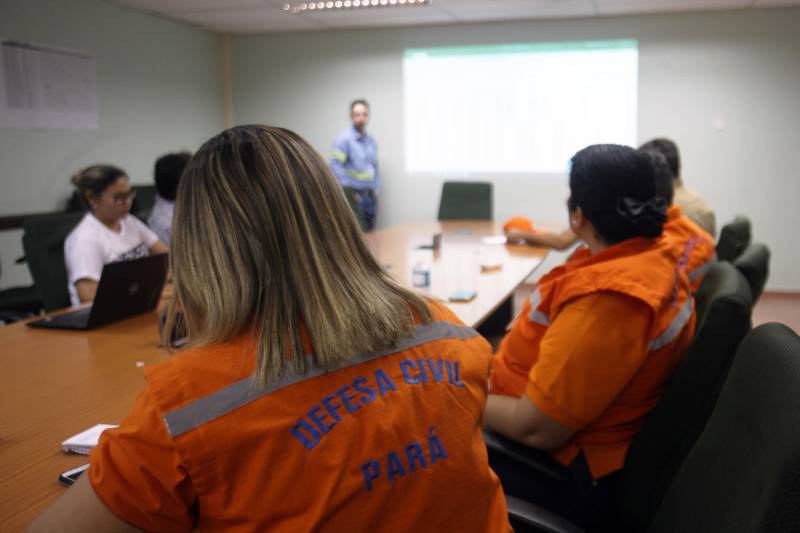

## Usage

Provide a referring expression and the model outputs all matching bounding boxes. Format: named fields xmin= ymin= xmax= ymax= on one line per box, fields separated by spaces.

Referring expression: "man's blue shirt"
xmin=330 ymin=125 xmax=379 ymax=191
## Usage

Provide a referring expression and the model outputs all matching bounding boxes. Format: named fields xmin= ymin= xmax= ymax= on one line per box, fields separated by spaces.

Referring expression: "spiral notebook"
xmin=61 ymin=424 xmax=117 ymax=455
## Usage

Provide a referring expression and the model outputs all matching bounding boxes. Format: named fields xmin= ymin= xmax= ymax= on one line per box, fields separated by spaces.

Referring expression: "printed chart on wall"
xmin=0 ymin=39 xmax=97 ymax=130
xmin=403 ymin=40 xmax=638 ymax=176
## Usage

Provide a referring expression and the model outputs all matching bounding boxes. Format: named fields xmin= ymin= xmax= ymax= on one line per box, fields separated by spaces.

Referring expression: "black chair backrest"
xmin=22 ymin=212 xmax=84 ymax=311
xmin=732 ymin=242 xmax=770 ymax=302
xmin=437 ymin=181 xmax=493 ymax=221
xmin=716 ymin=215 xmax=751 ymax=262
xmin=65 ymin=190 xmax=89 ymax=213
xmin=617 ymin=262 xmax=753 ymax=531
xmin=648 ymin=323 xmax=800 ymax=533
xmin=131 ymin=185 xmax=157 ymax=222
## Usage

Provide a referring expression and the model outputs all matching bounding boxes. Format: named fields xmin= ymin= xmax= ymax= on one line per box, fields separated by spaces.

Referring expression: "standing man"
xmin=330 ymin=99 xmax=379 ymax=231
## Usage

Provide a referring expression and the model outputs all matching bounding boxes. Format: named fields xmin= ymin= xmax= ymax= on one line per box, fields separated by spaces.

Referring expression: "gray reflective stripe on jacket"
xmin=648 ymin=296 xmax=694 ymax=352
xmin=529 ymin=284 xmax=693 ymax=353
xmin=527 ymin=287 xmax=550 ymax=326
xmin=688 ymin=254 xmax=717 ymax=282
xmin=162 ymin=320 xmax=480 ymax=438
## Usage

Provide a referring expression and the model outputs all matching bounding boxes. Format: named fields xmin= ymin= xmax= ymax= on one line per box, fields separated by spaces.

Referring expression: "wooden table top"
xmin=0 ymin=220 xmax=546 ymax=531
xmin=0 ymin=312 xmax=168 ymax=531
xmin=366 ymin=220 xmax=547 ymax=327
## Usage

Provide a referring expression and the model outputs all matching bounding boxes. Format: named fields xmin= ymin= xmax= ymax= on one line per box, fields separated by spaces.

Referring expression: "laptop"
xmin=27 ymin=254 xmax=169 ymax=331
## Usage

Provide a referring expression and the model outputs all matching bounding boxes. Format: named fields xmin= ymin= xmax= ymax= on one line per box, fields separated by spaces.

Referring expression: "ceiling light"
xmin=282 ymin=0 xmax=426 ymax=12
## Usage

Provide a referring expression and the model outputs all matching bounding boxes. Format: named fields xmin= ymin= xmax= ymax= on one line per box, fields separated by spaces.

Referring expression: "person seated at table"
xmin=640 ymin=137 xmax=716 ymax=237
xmin=641 ymin=149 xmax=717 ymax=291
xmin=505 ymin=149 xmax=715 ymax=291
xmin=30 ymin=125 xmax=511 ymax=533
xmin=484 ymin=144 xmax=696 ymax=530
xmin=503 ymin=216 xmax=579 ymax=252
xmin=64 ymin=165 xmax=168 ymax=306
xmin=147 ymin=151 xmax=191 ymax=246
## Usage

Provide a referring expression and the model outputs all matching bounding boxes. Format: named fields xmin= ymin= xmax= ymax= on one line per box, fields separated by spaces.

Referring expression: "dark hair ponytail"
xmin=568 ymin=144 xmax=666 ymax=245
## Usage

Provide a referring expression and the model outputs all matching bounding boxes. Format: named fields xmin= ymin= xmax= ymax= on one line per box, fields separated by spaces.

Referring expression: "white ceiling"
xmin=108 ymin=0 xmax=800 ymax=34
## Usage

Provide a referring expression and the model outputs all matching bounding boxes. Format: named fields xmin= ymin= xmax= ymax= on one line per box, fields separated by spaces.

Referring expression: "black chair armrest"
xmin=506 ymin=495 xmax=585 ymax=533
xmin=483 ymin=430 xmax=569 ymax=483
xmin=0 ymin=310 xmax=34 ymax=324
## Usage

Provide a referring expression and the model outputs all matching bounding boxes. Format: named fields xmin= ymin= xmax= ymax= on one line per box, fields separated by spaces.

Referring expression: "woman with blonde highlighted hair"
xmin=30 ymin=125 xmax=511 ymax=533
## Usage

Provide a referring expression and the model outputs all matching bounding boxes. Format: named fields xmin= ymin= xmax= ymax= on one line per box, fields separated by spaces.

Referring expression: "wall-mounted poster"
xmin=0 ymin=39 xmax=97 ymax=130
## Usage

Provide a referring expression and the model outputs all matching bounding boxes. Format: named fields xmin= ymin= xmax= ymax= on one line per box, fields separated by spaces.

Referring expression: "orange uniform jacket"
xmin=664 ymin=205 xmax=717 ymax=292
xmin=491 ymin=235 xmax=696 ymax=479
xmin=89 ymin=301 xmax=511 ymax=532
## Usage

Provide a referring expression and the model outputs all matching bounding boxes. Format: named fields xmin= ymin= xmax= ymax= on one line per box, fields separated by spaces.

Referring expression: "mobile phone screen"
xmin=58 ymin=463 xmax=89 ymax=487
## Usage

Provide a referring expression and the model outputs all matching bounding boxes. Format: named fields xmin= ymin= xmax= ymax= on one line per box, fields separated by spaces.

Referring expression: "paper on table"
xmin=61 ymin=424 xmax=117 ymax=455
xmin=481 ymin=235 xmax=507 ymax=245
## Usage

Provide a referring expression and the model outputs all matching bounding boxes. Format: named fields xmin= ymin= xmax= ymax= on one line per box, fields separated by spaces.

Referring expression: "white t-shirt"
xmin=64 ymin=213 xmax=160 ymax=307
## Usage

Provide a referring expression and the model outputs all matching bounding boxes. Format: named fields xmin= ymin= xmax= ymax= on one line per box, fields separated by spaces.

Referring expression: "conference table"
xmin=0 ymin=220 xmax=547 ymax=531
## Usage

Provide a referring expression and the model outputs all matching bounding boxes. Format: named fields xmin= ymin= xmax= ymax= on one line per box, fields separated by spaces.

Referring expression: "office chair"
xmin=437 ymin=181 xmax=493 ymax=220
xmin=0 ymin=259 xmax=42 ymax=323
xmin=647 ymin=322 xmax=800 ymax=533
xmin=65 ymin=189 xmax=89 ymax=213
xmin=22 ymin=212 xmax=84 ymax=311
xmin=131 ymin=184 xmax=157 ymax=222
xmin=617 ymin=261 xmax=753 ymax=530
xmin=732 ymin=242 xmax=770 ymax=302
xmin=489 ymin=262 xmax=753 ymax=532
xmin=716 ymin=215 xmax=751 ymax=262
xmin=509 ymin=322 xmax=800 ymax=533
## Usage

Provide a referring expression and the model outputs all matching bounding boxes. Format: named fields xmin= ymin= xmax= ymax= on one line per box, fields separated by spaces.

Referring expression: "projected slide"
xmin=403 ymin=40 xmax=638 ymax=174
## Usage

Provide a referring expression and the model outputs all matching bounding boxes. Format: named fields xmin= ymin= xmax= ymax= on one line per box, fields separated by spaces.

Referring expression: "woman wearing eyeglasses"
xmin=64 ymin=164 xmax=168 ymax=306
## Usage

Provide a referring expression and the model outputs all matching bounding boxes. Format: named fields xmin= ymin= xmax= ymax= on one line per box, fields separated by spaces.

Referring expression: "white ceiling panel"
xmin=305 ymin=5 xmax=456 ymax=28
xmin=443 ymin=1 xmax=596 ymax=23
xmin=594 ymin=0 xmax=754 ymax=15
xmin=112 ymin=0 xmax=270 ymax=14
xmin=175 ymin=7 xmax=329 ymax=32
xmin=106 ymin=0 xmax=800 ymax=33
xmin=753 ymin=0 xmax=800 ymax=5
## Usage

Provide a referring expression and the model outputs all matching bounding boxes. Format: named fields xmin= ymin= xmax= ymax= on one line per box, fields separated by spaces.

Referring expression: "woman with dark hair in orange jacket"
xmin=485 ymin=144 xmax=696 ymax=530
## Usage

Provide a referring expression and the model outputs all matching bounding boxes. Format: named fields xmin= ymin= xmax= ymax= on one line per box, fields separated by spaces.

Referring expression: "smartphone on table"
xmin=58 ymin=463 xmax=89 ymax=487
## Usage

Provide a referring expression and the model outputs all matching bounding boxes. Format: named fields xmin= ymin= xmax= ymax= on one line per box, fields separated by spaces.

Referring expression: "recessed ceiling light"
xmin=283 ymin=0 xmax=427 ymax=11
